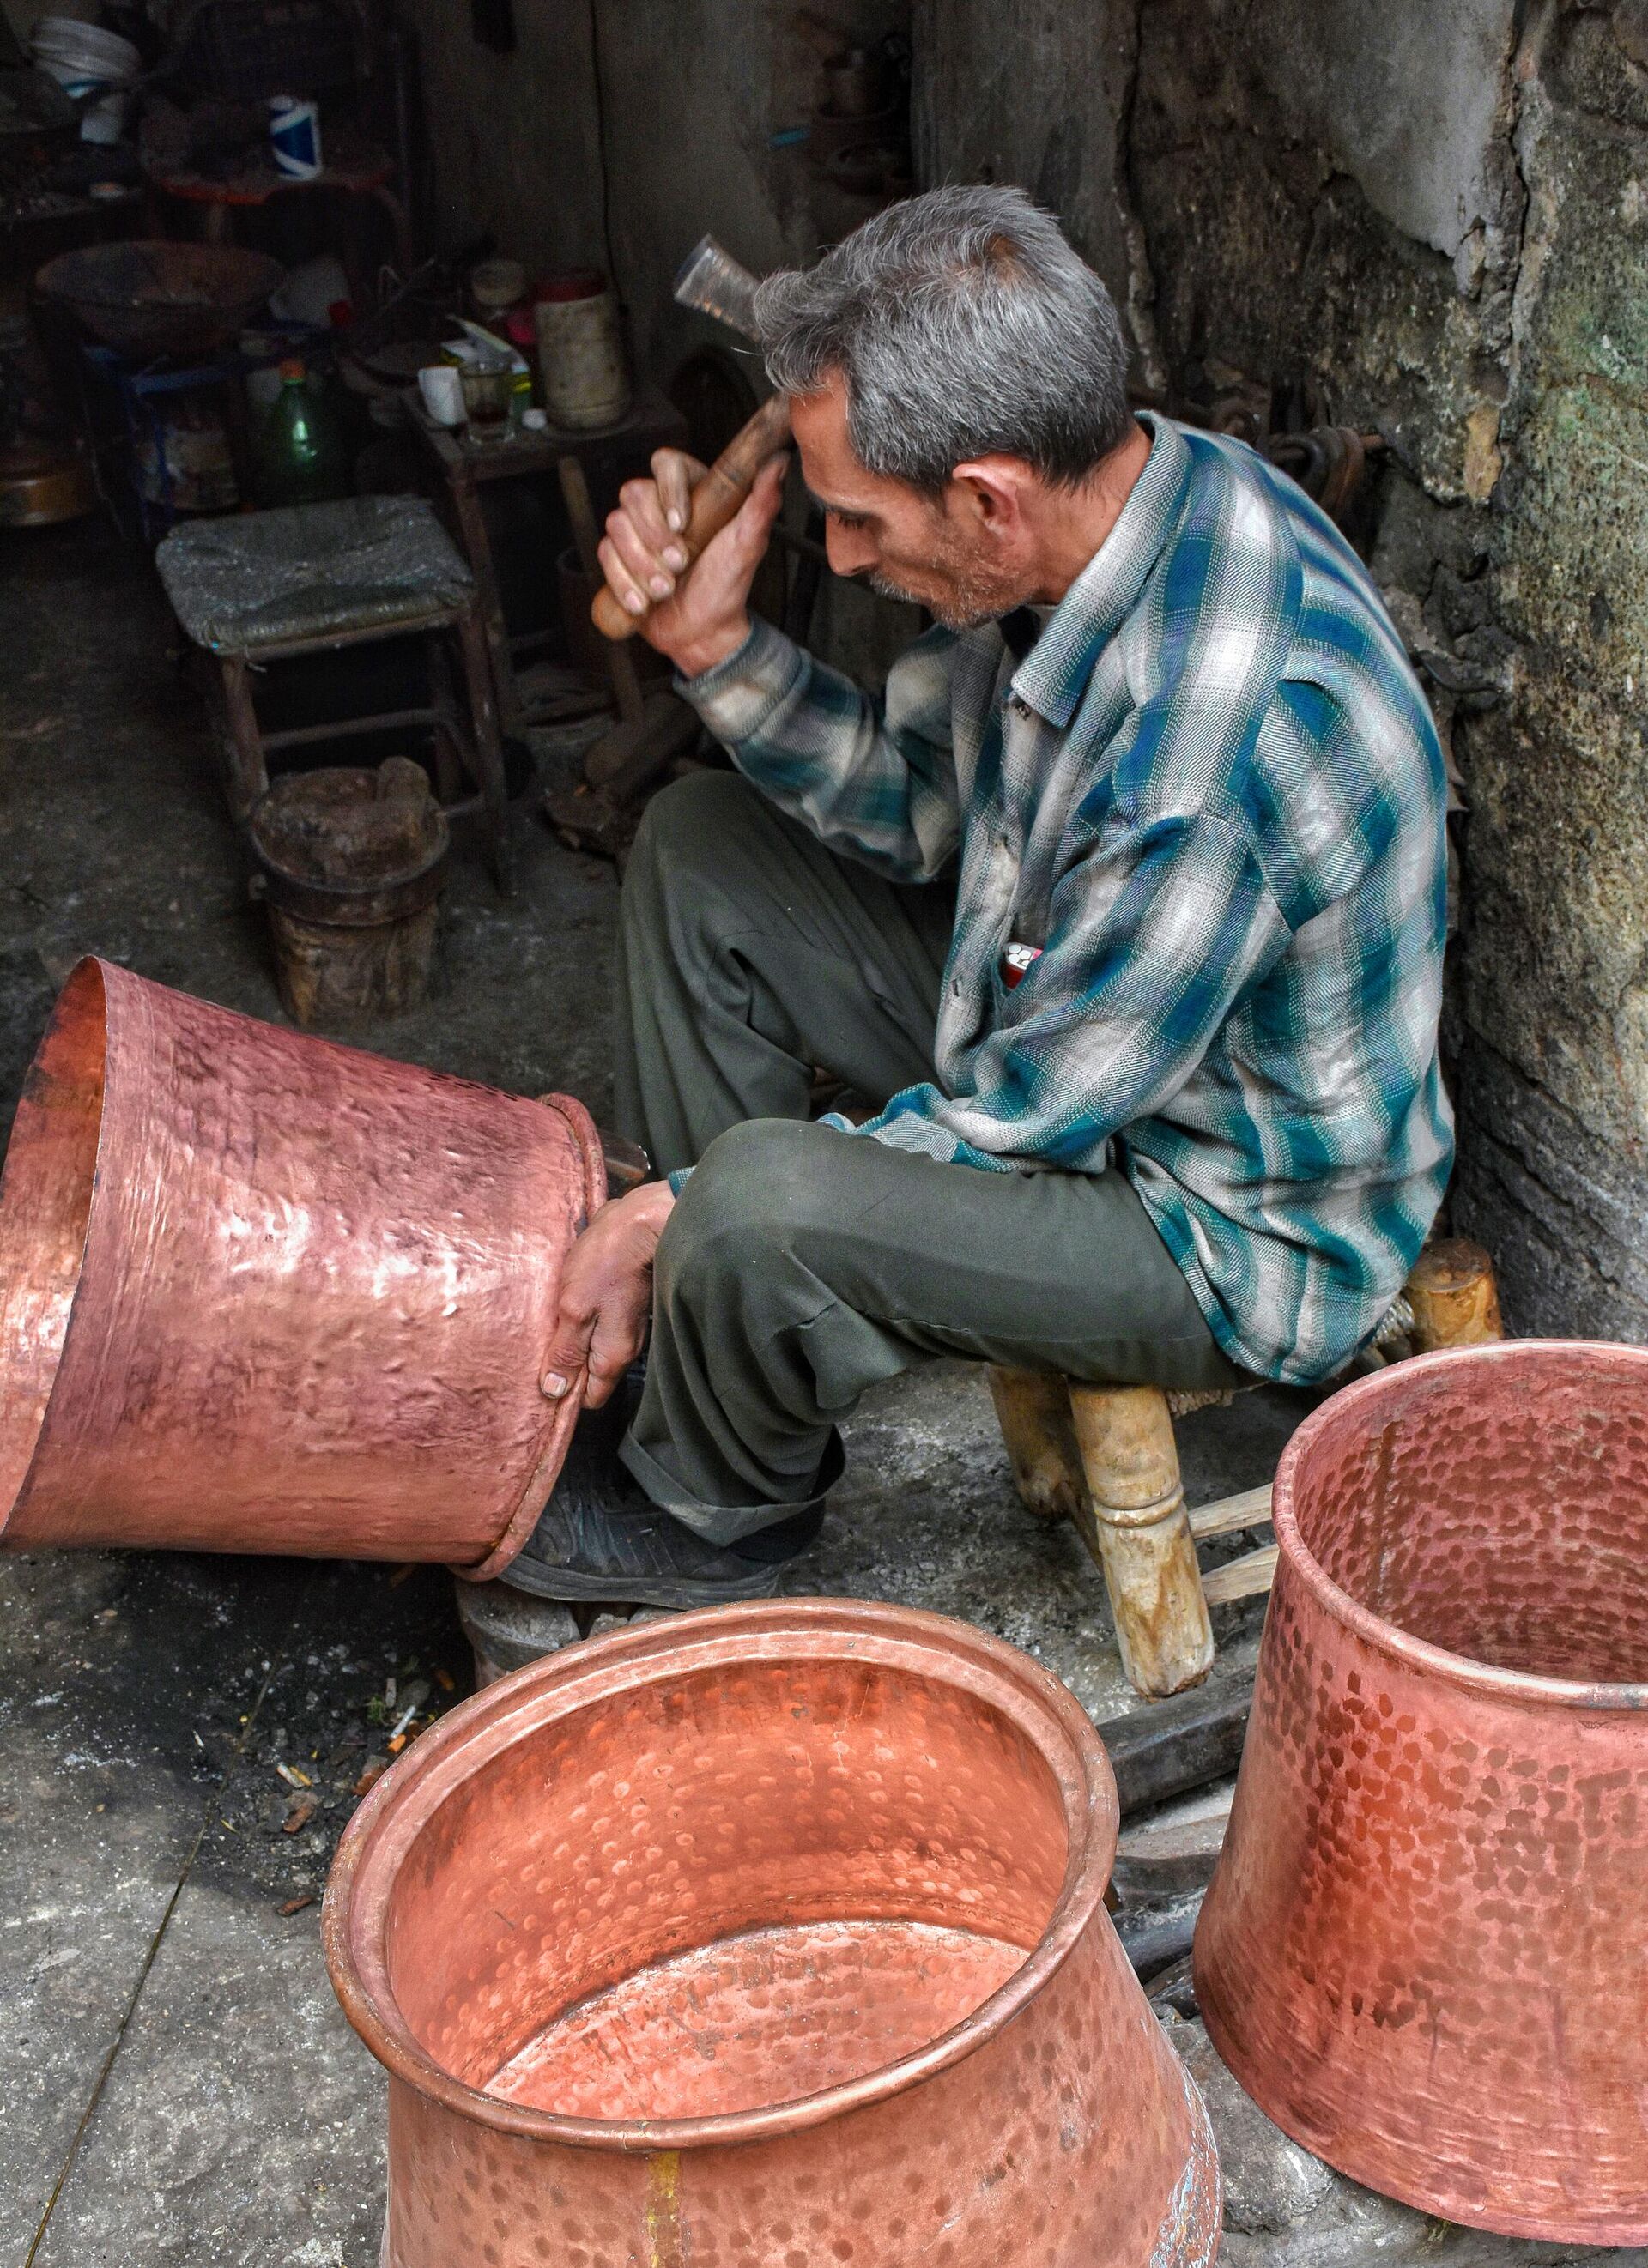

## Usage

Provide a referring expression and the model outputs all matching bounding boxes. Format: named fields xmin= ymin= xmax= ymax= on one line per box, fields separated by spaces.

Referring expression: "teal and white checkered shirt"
xmin=678 ymin=413 xmax=1454 ymax=1385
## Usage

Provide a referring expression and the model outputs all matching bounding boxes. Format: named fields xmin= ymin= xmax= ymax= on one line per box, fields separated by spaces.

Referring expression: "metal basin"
xmin=36 ymin=239 xmax=284 ymax=357
xmin=326 ymin=1600 xmax=1222 ymax=2268
xmin=1194 ymin=1340 xmax=1648 ymax=2242
xmin=0 ymin=958 xmax=601 ymax=1575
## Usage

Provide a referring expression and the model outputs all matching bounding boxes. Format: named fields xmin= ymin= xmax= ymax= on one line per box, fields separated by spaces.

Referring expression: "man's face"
xmin=788 ymin=374 xmax=1028 ymax=630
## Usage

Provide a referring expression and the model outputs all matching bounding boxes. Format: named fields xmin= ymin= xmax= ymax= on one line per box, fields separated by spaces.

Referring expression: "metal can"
xmin=269 ymin=94 xmax=323 ymax=179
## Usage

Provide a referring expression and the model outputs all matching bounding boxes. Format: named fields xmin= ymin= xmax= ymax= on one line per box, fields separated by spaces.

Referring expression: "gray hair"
xmin=754 ymin=185 xmax=1131 ymax=495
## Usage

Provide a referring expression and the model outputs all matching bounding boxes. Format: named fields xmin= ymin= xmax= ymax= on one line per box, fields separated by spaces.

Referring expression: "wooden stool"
xmin=990 ymin=1237 xmax=1505 ymax=1699
xmin=155 ymin=495 xmax=514 ymax=892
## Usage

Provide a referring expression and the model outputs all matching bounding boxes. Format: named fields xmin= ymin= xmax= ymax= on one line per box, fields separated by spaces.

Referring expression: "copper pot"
xmin=0 ymin=958 xmax=602 ymax=1576
xmin=1194 ymin=1340 xmax=1648 ymax=2242
xmin=326 ymin=1600 xmax=1222 ymax=2268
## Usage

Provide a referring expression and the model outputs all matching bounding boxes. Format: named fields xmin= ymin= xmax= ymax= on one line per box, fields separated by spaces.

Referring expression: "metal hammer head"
xmin=674 ymin=236 xmax=762 ymax=342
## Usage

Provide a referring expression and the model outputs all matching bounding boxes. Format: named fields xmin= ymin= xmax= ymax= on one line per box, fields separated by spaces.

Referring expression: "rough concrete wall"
xmin=918 ymin=0 xmax=1648 ymax=1345
xmin=388 ymin=2 xmax=607 ymax=272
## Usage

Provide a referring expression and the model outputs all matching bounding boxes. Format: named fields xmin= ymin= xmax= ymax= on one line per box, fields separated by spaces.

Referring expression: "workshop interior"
xmin=2 ymin=4 xmax=1645 ymax=2265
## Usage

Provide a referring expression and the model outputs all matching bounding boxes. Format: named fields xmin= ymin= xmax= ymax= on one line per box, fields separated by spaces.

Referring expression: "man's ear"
xmin=948 ymin=455 xmax=1035 ymax=535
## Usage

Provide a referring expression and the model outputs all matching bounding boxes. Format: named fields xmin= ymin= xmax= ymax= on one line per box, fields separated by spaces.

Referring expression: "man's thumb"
xmin=539 ymin=1316 xmax=592 ymax=1400
xmin=732 ymin=451 xmax=789 ymax=548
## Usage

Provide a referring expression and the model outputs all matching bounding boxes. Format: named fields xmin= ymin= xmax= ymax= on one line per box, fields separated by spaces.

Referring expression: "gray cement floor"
xmin=1 ymin=522 xmax=1636 ymax=2267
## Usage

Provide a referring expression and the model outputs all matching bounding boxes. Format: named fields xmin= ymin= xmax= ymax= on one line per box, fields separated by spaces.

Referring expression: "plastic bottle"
xmin=250 ymin=358 xmax=349 ymax=508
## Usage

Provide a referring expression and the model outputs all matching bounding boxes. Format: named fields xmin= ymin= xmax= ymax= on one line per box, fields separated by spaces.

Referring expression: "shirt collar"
xmin=1008 ymin=412 xmax=1192 ymax=729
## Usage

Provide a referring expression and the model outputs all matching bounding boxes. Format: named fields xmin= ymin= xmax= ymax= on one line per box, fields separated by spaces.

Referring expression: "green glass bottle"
xmin=251 ymin=358 xmax=350 ymax=508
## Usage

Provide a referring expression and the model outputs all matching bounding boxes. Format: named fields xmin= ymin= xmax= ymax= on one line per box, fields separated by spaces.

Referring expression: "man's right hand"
xmin=598 ymin=447 xmax=789 ymax=680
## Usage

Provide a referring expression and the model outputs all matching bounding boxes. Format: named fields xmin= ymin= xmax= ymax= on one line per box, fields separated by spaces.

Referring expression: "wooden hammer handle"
xmin=591 ymin=393 xmax=792 ymax=643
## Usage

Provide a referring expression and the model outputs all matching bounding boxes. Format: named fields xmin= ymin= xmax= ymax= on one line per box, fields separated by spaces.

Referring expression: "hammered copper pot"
xmin=1194 ymin=1340 xmax=1648 ymax=2243
xmin=0 ymin=958 xmax=602 ymax=1576
xmin=326 ymin=1600 xmax=1222 ymax=2268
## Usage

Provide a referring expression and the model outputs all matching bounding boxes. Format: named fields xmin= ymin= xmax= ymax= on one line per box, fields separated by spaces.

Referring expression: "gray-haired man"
xmin=502 ymin=185 xmax=1453 ymax=1610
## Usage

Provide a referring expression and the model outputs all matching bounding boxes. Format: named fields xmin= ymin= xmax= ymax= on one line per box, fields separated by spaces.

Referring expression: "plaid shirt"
xmin=679 ymin=414 xmax=1454 ymax=1384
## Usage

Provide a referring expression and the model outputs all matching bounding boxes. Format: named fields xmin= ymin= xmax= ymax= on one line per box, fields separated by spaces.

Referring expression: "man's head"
xmin=754 ymin=185 xmax=1133 ymax=627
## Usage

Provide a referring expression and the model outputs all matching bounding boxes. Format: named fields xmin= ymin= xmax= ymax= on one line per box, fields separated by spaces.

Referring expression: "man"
xmin=501 ymin=184 xmax=1453 ymax=1611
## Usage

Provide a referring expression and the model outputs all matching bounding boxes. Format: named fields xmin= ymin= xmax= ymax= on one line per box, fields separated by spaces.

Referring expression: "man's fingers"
xmin=540 ymin=1308 xmax=597 ymax=1399
xmin=596 ymin=533 xmax=650 ymax=620
xmin=653 ymin=448 xmax=706 ymax=536
xmin=617 ymin=476 xmax=687 ymax=572
xmin=606 ymin=506 xmax=678 ymax=602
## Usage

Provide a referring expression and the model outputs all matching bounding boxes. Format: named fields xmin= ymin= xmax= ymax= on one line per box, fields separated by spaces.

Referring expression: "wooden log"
xmin=1199 ymin=1544 xmax=1280 ymax=1607
xmin=1406 ymin=1237 xmax=1505 ymax=1351
xmin=1101 ymin=1666 xmax=1255 ymax=1815
xmin=1187 ymin=1481 xmax=1273 ymax=1540
xmin=986 ymin=1364 xmax=1084 ymax=1522
xmin=1068 ymin=1382 xmax=1215 ymax=1698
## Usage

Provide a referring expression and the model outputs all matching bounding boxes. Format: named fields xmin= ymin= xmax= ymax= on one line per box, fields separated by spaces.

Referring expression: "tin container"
xmin=534 ymin=272 xmax=631 ymax=432
xmin=0 ymin=959 xmax=602 ymax=1575
xmin=269 ymin=94 xmax=323 ymax=178
xmin=326 ymin=1600 xmax=1222 ymax=2268
xmin=1194 ymin=1340 xmax=1648 ymax=2242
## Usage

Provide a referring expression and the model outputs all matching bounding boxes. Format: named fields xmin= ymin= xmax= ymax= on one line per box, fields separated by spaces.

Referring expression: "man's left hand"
xmin=540 ymin=1181 xmax=676 ymax=1411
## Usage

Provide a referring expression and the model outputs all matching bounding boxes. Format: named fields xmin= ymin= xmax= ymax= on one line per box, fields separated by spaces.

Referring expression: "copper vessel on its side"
xmin=1194 ymin=1340 xmax=1648 ymax=2243
xmin=326 ymin=1600 xmax=1222 ymax=2268
xmin=0 ymin=958 xmax=602 ymax=1576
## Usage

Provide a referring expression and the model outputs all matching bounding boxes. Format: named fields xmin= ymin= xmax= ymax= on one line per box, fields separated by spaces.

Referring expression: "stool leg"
xmin=1068 ymin=1383 xmax=1214 ymax=1699
xmin=455 ymin=609 xmax=514 ymax=897
xmin=218 ymin=652 xmax=268 ymax=823
xmin=1406 ymin=1237 xmax=1504 ymax=1352
xmin=987 ymin=1364 xmax=1084 ymax=1522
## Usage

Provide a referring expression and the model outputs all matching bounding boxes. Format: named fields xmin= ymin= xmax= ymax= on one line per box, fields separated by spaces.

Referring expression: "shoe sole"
xmin=494 ymin=1553 xmax=785 ymax=1611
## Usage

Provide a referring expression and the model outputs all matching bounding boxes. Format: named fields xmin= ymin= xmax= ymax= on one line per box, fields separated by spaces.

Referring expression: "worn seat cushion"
xmin=155 ymin=495 xmax=474 ymax=653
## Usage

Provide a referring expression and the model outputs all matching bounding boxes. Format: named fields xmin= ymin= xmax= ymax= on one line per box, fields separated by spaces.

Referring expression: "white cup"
xmin=417 ymin=365 xmax=466 ymax=428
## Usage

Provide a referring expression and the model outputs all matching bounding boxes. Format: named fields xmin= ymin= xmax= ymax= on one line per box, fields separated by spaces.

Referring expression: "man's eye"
xmin=830 ymin=509 xmax=869 ymax=532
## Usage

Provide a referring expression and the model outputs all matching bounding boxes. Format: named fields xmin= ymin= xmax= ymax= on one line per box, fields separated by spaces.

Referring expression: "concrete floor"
xmin=1 ymin=521 xmax=1635 ymax=2268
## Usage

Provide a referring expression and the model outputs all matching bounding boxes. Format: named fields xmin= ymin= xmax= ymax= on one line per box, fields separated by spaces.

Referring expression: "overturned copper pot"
xmin=0 ymin=958 xmax=602 ymax=1576
xmin=1195 ymin=1340 xmax=1648 ymax=2243
xmin=326 ymin=1600 xmax=1222 ymax=2268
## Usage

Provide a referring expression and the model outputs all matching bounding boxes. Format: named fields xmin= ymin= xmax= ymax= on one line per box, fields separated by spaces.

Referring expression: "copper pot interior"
xmin=1291 ymin=1358 xmax=1648 ymax=1684
xmin=383 ymin=1651 xmax=1069 ymax=2123
xmin=0 ymin=959 xmax=104 ymax=1515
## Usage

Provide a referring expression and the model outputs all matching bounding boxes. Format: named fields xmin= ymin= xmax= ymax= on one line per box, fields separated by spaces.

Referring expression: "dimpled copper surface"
xmin=488 ymin=1920 xmax=1027 ymax=2118
xmin=327 ymin=1600 xmax=1222 ymax=2268
xmin=0 ymin=959 xmax=602 ymax=1572
xmin=1195 ymin=1341 xmax=1648 ymax=2242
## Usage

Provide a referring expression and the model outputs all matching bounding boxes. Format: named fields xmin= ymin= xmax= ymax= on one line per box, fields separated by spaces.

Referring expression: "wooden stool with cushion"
xmin=988 ymin=1238 xmax=1505 ymax=1699
xmin=156 ymin=494 xmax=513 ymax=892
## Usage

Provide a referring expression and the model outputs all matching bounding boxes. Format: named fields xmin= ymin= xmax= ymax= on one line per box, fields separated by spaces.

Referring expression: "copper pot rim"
xmin=1272 ymin=1337 xmax=1648 ymax=1714
xmin=460 ymin=1086 xmax=605 ymax=1584
xmin=324 ymin=1596 xmax=1118 ymax=2154
xmin=0 ymin=957 xmax=112 ymax=1528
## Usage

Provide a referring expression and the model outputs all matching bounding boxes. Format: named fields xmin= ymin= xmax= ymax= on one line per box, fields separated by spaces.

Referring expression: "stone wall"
xmin=918 ymin=0 xmax=1648 ymax=1342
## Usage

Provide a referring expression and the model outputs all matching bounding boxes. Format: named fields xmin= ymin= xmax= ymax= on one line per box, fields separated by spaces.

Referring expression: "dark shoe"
xmin=502 ymin=1415 xmax=822 ymax=1610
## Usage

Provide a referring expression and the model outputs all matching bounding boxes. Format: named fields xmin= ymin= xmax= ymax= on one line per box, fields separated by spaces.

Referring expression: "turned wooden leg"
xmin=1067 ymin=1383 xmax=1214 ymax=1699
xmin=987 ymin=1364 xmax=1085 ymax=1522
xmin=1406 ymin=1237 xmax=1505 ymax=1352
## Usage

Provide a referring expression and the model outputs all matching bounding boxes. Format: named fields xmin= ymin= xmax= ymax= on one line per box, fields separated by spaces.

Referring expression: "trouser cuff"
xmin=617 ymin=1429 xmax=845 ymax=1547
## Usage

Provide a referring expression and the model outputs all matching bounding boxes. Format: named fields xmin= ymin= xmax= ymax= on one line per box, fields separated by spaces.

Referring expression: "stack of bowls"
xmin=29 ymin=15 xmax=141 ymax=143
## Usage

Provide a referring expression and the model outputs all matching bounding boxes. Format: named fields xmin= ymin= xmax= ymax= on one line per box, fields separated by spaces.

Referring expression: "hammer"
xmin=591 ymin=238 xmax=787 ymax=644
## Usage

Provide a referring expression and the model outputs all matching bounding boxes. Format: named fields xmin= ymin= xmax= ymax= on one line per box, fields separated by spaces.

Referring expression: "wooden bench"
xmin=988 ymin=1239 xmax=1505 ymax=1698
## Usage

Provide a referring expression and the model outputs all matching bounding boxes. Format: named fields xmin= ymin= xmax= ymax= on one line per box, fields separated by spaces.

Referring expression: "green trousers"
xmin=614 ymin=771 xmax=1245 ymax=1545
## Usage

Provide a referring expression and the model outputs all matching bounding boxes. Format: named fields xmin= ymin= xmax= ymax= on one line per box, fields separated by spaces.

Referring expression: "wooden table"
xmin=404 ymin=382 xmax=688 ymax=738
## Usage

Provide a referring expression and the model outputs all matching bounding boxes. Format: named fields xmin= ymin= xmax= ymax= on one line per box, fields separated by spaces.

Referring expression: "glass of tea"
xmin=460 ymin=360 xmax=515 ymax=445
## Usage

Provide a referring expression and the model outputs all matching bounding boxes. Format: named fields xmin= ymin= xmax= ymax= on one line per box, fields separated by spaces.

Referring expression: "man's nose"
xmin=825 ymin=519 xmax=878 ymax=578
